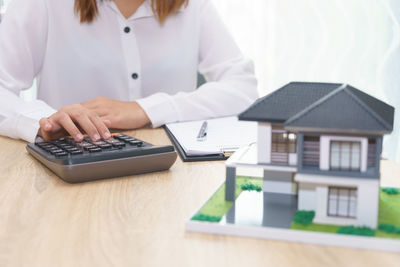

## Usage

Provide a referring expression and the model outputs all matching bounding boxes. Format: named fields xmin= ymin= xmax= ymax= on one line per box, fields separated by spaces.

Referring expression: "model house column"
xmin=297 ymin=133 xmax=304 ymax=170
xmin=225 ymin=167 xmax=236 ymax=201
xmin=357 ymin=181 xmax=380 ymax=228
xmin=258 ymin=122 xmax=271 ymax=164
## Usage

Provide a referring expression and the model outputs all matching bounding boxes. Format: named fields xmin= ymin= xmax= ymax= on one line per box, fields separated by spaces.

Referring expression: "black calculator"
xmin=26 ymin=133 xmax=177 ymax=183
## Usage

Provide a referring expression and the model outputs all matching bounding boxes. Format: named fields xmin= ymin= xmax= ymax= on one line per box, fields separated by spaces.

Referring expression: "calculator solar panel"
xmin=26 ymin=134 xmax=177 ymax=183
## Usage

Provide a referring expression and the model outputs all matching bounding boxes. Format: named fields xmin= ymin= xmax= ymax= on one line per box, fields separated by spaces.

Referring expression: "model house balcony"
xmin=298 ymin=134 xmax=382 ymax=179
xmin=254 ymin=123 xmax=298 ymax=171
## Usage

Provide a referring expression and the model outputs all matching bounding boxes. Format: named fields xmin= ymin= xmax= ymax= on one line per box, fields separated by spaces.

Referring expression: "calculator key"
xmin=77 ymin=142 xmax=93 ymax=148
xmin=42 ymin=144 xmax=56 ymax=147
xmin=83 ymin=146 xmax=98 ymax=151
xmin=99 ymin=144 xmax=112 ymax=149
xmin=129 ymin=141 xmax=143 ymax=146
xmin=42 ymin=146 xmax=57 ymax=151
xmin=50 ymin=149 xmax=65 ymax=154
xmin=88 ymin=148 xmax=102 ymax=153
xmin=113 ymin=142 xmax=126 ymax=147
xmin=92 ymin=141 xmax=107 ymax=146
xmin=105 ymin=138 xmax=120 ymax=144
xmin=36 ymin=142 xmax=49 ymax=145
xmin=66 ymin=148 xmax=80 ymax=152
xmin=70 ymin=150 xmax=83 ymax=155
xmin=114 ymin=135 xmax=131 ymax=141
xmin=54 ymin=152 xmax=68 ymax=157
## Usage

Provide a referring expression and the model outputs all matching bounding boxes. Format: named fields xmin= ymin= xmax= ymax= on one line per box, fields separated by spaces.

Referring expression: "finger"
xmin=89 ymin=113 xmax=111 ymax=139
xmin=103 ymin=119 xmax=111 ymax=128
xmin=100 ymin=116 xmax=114 ymax=128
xmin=72 ymin=113 xmax=100 ymax=141
xmin=39 ymin=118 xmax=52 ymax=132
xmin=41 ymin=131 xmax=67 ymax=141
xmin=56 ymin=113 xmax=84 ymax=142
xmin=47 ymin=119 xmax=63 ymax=132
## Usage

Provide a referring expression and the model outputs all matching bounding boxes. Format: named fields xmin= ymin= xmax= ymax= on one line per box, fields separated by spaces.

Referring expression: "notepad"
xmin=165 ymin=116 xmax=257 ymax=157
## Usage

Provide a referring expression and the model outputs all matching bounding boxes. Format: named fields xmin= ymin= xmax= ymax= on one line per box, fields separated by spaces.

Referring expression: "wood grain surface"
xmin=0 ymin=128 xmax=399 ymax=267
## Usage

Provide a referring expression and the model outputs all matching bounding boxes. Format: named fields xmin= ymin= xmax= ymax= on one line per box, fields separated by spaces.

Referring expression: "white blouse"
xmin=0 ymin=0 xmax=258 ymax=143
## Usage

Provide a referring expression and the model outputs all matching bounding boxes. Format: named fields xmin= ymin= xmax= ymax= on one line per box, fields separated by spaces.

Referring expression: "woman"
xmin=0 ymin=0 xmax=258 ymax=143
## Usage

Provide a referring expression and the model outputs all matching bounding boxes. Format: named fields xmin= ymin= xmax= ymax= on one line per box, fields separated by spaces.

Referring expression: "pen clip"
xmin=197 ymin=121 xmax=208 ymax=142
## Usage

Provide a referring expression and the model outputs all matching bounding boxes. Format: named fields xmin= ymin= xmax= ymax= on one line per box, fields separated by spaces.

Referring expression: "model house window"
xmin=303 ymin=136 xmax=320 ymax=167
xmin=330 ymin=141 xmax=361 ymax=171
xmin=328 ymin=187 xmax=357 ymax=218
xmin=271 ymin=131 xmax=297 ymax=153
xmin=271 ymin=130 xmax=297 ymax=164
xmin=368 ymin=138 xmax=377 ymax=168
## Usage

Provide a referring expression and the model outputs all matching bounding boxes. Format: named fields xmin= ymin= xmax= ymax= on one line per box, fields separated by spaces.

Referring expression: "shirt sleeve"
xmin=136 ymin=0 xmax=259 ymax=127
xmin=0 ymin=0 xmax=56 ymax=143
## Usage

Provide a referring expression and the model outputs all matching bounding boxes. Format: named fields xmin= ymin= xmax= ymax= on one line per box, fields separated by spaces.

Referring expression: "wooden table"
xmin=1 ymin=128 xmax=399 ymax=267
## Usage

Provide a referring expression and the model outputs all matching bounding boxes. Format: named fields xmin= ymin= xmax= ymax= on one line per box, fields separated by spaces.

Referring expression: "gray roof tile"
xmin=239 ymin=82 xmax=394 ymax=134
xmin=238 ymin=82 xmax=340 ymax=123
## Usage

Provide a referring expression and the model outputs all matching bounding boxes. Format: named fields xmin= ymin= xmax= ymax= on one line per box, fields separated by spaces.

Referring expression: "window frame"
xmin=327 ymin=187 xmax=357 ymax=218
xmin=329 ymin=140 xmax=361 ymax=172
xmin=271 ymin=130 xmax=297 ymax=154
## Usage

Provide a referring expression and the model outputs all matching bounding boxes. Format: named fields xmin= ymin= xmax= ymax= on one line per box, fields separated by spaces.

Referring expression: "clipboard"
xmin=164 ymin=126 xmax=228 ymax=162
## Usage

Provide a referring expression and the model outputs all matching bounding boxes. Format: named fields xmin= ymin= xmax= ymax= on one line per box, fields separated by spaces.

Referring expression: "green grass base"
xmin=379 ymin=189 xmax=400 ymax=225
xmin=291 ymin=190 xmax=400 ymax=240
xmin=291 ymin=223 xmax=339 ymax=233
xmin=191 ymin=177 xmax=262 ymax=221
xmin=191 ymin=176 xmax=400 ymax=240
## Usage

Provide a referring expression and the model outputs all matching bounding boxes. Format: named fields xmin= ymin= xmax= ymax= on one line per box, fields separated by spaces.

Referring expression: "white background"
xmin=1 ymin=0 xmax=399 ymax=162
xmin=213 ymin=0 xmax=400 ymax=162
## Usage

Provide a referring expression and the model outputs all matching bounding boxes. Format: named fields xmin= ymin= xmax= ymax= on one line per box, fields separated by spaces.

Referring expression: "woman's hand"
xmin=81 ymin=97 xmax=150 ymax=130
xmin=38 ymin=104 xmax=111 ymax=142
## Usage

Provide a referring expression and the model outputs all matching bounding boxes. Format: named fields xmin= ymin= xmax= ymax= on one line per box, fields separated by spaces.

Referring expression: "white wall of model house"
xmin=256 ymin=125 xmax=379 ymax=227
xmin=319 ymin=136 xmax=368 ymax=172
xmin=295 ymin=174 xmax=379 ymax=228
xmin=263 ymin=170 xmax=297 ymax=195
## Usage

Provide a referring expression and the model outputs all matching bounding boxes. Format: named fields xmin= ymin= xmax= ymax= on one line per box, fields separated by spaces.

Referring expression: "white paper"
xmin=166 ymin=116 xmax=257 ymax=156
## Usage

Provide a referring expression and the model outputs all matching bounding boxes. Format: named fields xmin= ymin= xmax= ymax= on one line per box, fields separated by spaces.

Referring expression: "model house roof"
xmin=239 ymin=82 xmax=395 ymax=134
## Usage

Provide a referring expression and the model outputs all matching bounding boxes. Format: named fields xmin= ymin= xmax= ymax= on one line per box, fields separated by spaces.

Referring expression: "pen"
xmin=197 ymin=121 xmax=208 ymax=141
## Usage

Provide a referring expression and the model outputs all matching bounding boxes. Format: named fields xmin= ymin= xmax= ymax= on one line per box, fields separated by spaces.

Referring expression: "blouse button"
xmin=124 ymin=27 xmax=131 ymax=33
xmin=131 ymin=73 xmax=139 ymax=80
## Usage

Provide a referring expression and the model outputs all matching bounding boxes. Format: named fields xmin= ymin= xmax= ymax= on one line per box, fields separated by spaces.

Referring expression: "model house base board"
xmin=186 ymin=178 xmax=400 ymax=253
xmin=186 ymin=220 xmax=400 ymax=253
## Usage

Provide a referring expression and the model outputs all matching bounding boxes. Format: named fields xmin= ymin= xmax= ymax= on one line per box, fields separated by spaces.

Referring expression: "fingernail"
xmin=93 ymin=134 xmax=100 ymax=141
xmin=45 ymin=123 xmax=51 ymax=130
xmin=104 ymin=132 xmax=111 ymax=139
xmin=76 ymin=133 xmax=83 ymax=140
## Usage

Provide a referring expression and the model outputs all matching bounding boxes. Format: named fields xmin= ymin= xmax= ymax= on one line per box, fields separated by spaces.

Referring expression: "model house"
xmin=225 ymin=82 xmax=395 ymax=228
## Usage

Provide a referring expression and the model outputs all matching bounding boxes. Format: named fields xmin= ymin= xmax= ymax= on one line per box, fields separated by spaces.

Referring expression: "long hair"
xmin=74 ymin=0 xmax=188 ymax=23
